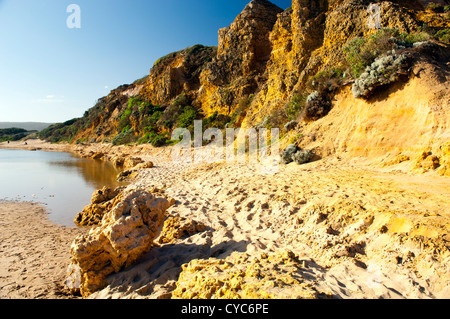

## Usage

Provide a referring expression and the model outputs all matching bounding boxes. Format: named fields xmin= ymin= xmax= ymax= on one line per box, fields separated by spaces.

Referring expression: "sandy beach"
xmin=0 ymin=201 xmax=86 ymax=299
xmin=1 ymin=139 xmax=449 ymax=299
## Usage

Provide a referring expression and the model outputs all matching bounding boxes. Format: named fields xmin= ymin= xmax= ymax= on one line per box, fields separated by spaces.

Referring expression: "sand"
xmin=0 ymin=201 xmax=86 ymax=299
xmin=1 ymin=139 xmax=449 ymax=299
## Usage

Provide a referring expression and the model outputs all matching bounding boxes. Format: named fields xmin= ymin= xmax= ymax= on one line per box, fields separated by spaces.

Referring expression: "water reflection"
xmin=0 ymin=149 xmax=124 ymax=227
xmin=46 ymin=157 xmax=123 ymax=190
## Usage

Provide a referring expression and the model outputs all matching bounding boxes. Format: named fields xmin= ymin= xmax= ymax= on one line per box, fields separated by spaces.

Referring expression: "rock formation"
xmin=140 ymin=45 xmax=217 ymax=107
xmin=67 ymin=188 xmax=175 ymax=297
xmin=74 ymin=186 xmax=123 ymax=227
xmin=172 ymin=250 xmax=332 ymax=299
xmin=123 ymin=157 xmax=144 ymax=170
xmin=158 ymin=216 xmax=207 ymax=244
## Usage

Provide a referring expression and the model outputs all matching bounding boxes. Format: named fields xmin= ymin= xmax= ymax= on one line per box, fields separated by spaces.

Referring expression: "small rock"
xmin=91 ymin=152 xmax=104 ymax=160
xmin=284 ymin=120 xmax=298 ymax=131
xmin=123 ymin=157 xmax=144 ymax=169
xmin=158 ymin=216 xmax=207 ymax=244
xmin=110 ymin=156 xmax=125 ymax=169
xmin=134 ymin=161 xmax=154 ymax=169
xmin=379 ymin=225 xmax=389 ymax=234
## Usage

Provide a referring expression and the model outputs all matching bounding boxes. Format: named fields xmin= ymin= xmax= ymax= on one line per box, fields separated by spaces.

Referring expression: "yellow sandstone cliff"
xmin=40 ymin=0 xmax=449 ymax=173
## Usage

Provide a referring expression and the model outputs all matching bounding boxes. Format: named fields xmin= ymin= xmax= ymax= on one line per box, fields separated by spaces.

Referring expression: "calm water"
xmin=0 ymin=149 xmax=124 ymax=227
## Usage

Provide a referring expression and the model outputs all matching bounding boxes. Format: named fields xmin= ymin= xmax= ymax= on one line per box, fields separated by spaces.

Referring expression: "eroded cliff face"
xmin=140 ymin=45 xmax=217 ymax=107
xmin=196 ymin=0 xmax=283 ymax=116
xmin=43 ymin=0 xmax=449 ymax=172
xmin=295 ymin=41 xmax=450 ymax=176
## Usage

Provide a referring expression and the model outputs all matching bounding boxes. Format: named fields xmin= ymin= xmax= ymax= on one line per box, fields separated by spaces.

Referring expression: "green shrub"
xmin=37 ymin=118 xmax=81 ymax=143
xmin=118 ymin=103 xmax=133 ymax=133
xmin=352 ymin=53 xmax=409 ymax=99
xmin=399 ymin=32 xmax=432 ymax=45
xmin=148 ymin=111 xmax=162 ymax=126
xmin=435 ymin=29 xmax=450 ymax=43
xmin=303 ymin=91 xmax=333 ymax=121
xmin=343 ymin=29 xmax=399 ymax=78
xmin=138 ymin=131 xmax=168 ymax=147
xmin=121 ymin=125 xmax=132 ymax=133
xmin=177 ymin=106 xmax=199 ymax=128
xmin=0 ymin=127 xmax=27 ymax=135
xmin=159 ymin=94 xmax=194 ymax=130
xmin=285 ymin=94 xmax=306 ymax=121
xmin=307 ymin=67 xmax=347 ymax=94
xmin=150 ymin=134 xmax=168 ymax=147
xmin=428 ymin=3 xmax=444 ymax=13
xmin=185 ymin=44 xmax=209 ymax=57
xmin=203 ymin=111 xmax=231 ymax=130
xmin=112 ymin=129 xmax=136 ymax=145
xmin=343 ymin=28 xmax=436 ymax=79
xmin=0 ymin=128 xmax=36 ymax=142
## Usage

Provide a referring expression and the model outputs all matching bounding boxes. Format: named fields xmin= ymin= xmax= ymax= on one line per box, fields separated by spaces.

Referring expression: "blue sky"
xmin=0 ymin=0 xmax=291 ymax=123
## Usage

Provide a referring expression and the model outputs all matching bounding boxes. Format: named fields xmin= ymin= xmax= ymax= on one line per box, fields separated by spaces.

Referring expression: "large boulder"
xmin=281 ymin=144 xmax=314 ymax=165
xmin=66 ymin=188 xmax=175 ymax=297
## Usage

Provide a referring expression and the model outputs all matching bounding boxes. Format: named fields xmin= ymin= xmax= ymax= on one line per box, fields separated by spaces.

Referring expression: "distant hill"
xmin=0 ymin=122 xmax=54 ymax=131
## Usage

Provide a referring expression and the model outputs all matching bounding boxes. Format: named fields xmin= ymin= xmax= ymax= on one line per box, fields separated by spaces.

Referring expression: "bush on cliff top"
xmin=343 ymin=29 xmax=399 ymax=78
xmin=343 ymin=28 xmax=435 ymax=79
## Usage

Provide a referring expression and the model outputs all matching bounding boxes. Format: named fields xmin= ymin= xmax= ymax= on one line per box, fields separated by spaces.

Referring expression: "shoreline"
xmin=0 ymin=139 xmax=449 ymax=299
xmin=0 ymin=139 xmax=73 ymax=153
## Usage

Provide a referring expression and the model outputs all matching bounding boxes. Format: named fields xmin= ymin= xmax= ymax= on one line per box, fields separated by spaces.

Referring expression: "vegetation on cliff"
xmin=39 ymin=0 xmax=449 ymax=155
